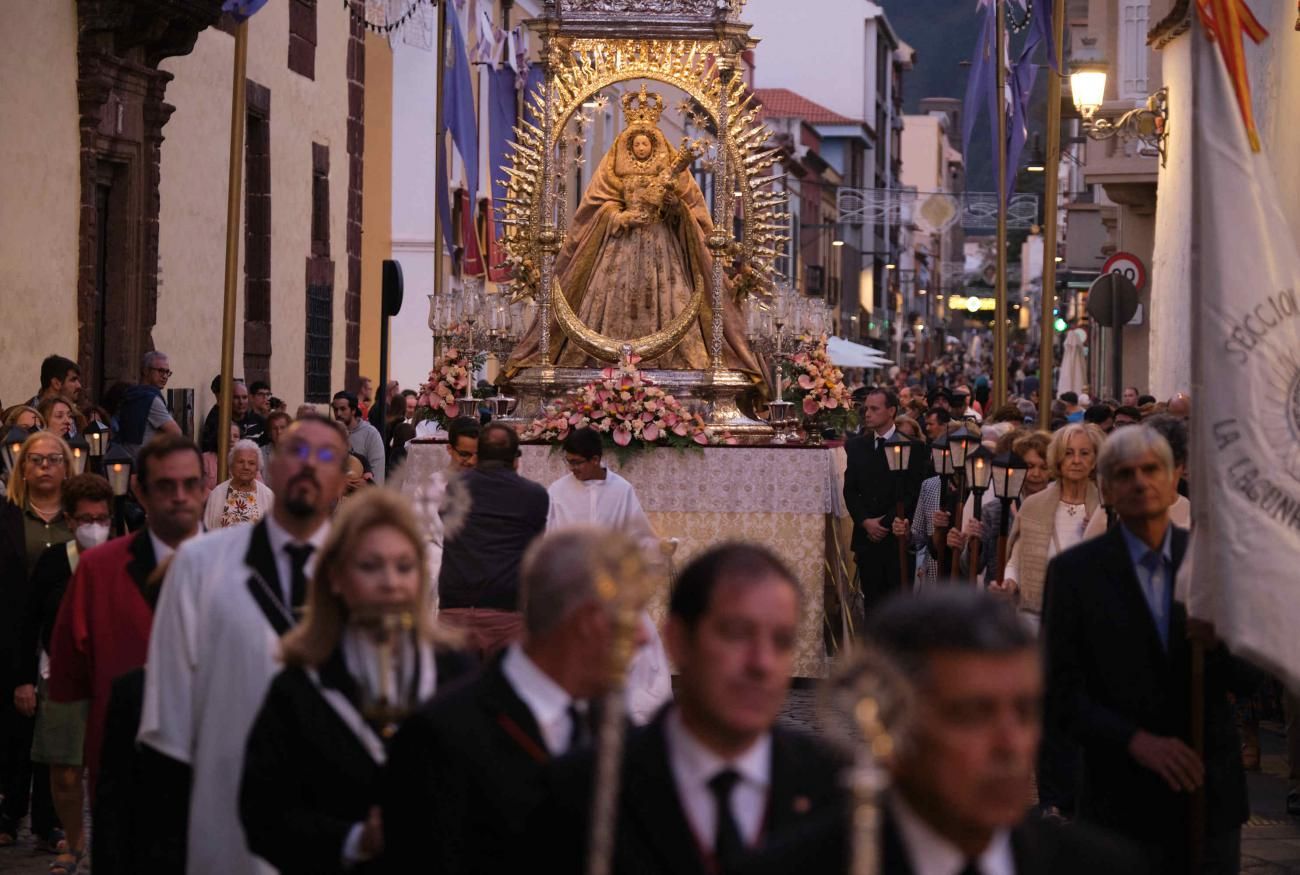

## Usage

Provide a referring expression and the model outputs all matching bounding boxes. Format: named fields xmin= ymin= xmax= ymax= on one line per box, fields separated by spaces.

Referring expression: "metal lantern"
xmin=84 ymin=418 xmax=110 ymax=458
xmin=66 ymin=433 xmax=90 ymax=476
xmin=456 ymin=396 xmax=480 ymax=420
xmin=991 ymin=451 xmax=1029 ymax=501
xmin=2 ymin=426 xmax=29 ymax=474
xmin=104 ymin=445 xmax=134 ymax=497
xmin=965 ymin=444 xmax=995 ymax=493
xmin=882 ymin=433 xmax=913 ymax=473
xmin=947 ymin=424 xmax=978 ymax=470
xmin=929 ymin=434 xmax=953 ymax=478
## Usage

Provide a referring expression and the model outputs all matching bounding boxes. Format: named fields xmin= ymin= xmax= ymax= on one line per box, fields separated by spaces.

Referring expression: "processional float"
xmin=491 ymin=0 xmax=797 ymax=441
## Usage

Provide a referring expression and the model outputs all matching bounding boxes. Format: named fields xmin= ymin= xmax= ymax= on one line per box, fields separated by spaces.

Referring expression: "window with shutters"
xmin=304 ymin=142 xmax=333 ymax=403
xmin=1117 ymin=1 xmax=1150 ymax=100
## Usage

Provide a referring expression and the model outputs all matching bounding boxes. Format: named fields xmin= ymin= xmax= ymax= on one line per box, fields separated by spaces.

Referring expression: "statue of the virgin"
xmin=507 ymin=85 xmax=762 ymax=373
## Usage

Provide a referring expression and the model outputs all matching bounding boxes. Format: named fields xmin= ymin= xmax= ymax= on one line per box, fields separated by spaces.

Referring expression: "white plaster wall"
xmin=389 ymin=37 xmax=441 ymax=392
xmin=899 ymin=114 xmax=941 ymax=191
xmin=1146 ymin=33 xmax=1191 ymax=399
xmin=0 ymin=1 xmax=80 ymax=405
xmin=156 ymin=3 xmax=351 ymax=411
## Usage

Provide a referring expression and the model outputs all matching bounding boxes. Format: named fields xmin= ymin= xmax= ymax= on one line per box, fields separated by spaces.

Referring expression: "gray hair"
xmin=228 ymin=438 xmax=262 ymax=471
xmin=518 ymin=526 xmax=642 ymax=639
xmin=1097 ymin=425 xmax=1174 ymax=484
xmin=142 ymin=350 xmax=169 ymax=371
xmin=867 ymin=588 xmax=1035 ymax=685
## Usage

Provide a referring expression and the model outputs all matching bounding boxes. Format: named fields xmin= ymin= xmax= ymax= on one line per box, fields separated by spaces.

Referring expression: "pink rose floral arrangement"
xmin=780 ymin=334 xmax=857 ymax=432
xmin=415 ymin=347 xmax=487 ymax=427
xmin=522 ymin=356 xmax=725 ymax=452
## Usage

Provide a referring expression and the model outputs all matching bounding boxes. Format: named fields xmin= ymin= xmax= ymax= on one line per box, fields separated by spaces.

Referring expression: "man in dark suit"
xmin=437 ymin=422 xmax=549 ymax=657
xmin=1043 ymin=425 xmax=1248 ymax=874
xmin=740 ymin=589 xmax=1144 ymax=875
xmin=531 ymin=543 xmax=847 ymax=875
xmin=382 ymin=527 xmax=649 ymax=874
xmin=843 ymin=387 xmax=926 ymax=615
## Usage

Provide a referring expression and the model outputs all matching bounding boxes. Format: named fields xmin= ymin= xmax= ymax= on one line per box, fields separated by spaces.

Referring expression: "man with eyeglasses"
xmin=118 ymin=351 xmax=181 ymax=459
xmin=139 ymin=414 xmax=349 ymax=875
xmin=438 ymin=423 xmax=549 ymax=658
xmin=445 ymin=416 xmax=480 ymax=471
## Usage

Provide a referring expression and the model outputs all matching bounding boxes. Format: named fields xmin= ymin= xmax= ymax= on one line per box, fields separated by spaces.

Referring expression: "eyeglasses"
xmin=564 ymin=456 xmax=594 ymax=467
xmin=281 ymin=442 xmax=343 ymax=465
xmin=255 ymin=389 xmax=272 ymax=397
xmin=151 ymin=368 xmax=173 ymax=378
xmin=26 ymin=453 xmax=66 ymax=468
xmin=73 ymin=514 xmax=112 ymax=526
xmin=451 ymin=447 xmax=477 ymax=460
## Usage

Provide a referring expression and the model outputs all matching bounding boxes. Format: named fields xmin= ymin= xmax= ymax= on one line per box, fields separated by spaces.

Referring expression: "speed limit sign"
xmin=1102 ymin=251 xmax=1147 ymax=293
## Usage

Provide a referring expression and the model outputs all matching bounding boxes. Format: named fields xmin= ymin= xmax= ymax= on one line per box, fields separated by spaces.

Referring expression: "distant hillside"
xmin=882 ymin=0 xmax=1049 ymax=195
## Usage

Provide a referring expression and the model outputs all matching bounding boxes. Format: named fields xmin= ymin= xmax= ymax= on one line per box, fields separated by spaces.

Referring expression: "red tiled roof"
xmin=752 ymin=88 xmax=859 ymax=125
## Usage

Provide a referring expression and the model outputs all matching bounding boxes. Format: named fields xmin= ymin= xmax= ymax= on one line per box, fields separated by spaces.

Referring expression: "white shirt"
xmin=500 ymin=643 xmax=576 ymax=757
xmin=891 ymin=794 xmax=1015 ymax=875
xmin=148 ymin=529 xmax=179 ymax=567
xmin=545 ymin=469 xmax=672 ymax=724
xmin=665 ymin=707 xmax=772 ymax=849
xmin=264 ymin=513 xmax=330 ymax=606
xmin=546 ymin=469 xmax=656 ymax=546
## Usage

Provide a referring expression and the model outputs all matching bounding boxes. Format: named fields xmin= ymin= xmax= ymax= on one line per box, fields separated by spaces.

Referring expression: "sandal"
xmin=33 ymin=829 xmax=68 ymax=855
xmin=49 ymin=850 xmax=84 ymax=875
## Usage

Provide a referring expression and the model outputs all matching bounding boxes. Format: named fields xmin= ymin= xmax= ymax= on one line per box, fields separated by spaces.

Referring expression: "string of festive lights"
xmin=1007 ymin=0 xmax=1033 ymax=34
xmin=341 ymin=0 xmax=436 ymax=36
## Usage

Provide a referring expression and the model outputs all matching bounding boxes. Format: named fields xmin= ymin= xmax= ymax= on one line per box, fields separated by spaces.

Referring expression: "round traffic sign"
xmin=1087 ymin=272 xmax=1140 ymax=328
xmin=1102 ymin=251 xmax=1147 ymax=292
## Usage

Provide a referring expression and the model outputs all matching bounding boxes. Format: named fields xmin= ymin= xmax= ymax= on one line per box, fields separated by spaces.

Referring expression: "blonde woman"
xmin=1 ymin=431 xmax=74 ymax=852
xmin=239 ymin=490 xmax=469 ymax=875
xmin=3 ymin=405 xmax=45 ymax=431
xmin=989 ymin=423 xmax=1104 ymax=629
xmin=203 ymin=439 xmax=274 ymax=529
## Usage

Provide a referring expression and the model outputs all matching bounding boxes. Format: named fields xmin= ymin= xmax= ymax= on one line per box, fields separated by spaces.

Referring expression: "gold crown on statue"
xmin=622 ymin=85 xmax=665 ymax=129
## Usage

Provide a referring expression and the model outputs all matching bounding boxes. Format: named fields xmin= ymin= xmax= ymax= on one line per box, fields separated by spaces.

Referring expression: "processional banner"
xmin=1185 ymin=6 xmax=1300 ymax=692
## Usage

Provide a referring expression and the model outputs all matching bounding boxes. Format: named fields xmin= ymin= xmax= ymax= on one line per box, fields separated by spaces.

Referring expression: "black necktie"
xmin=707 ymin=769 xmax=744 ymax=874
xmin=284 ymin=543 xmax=314 ymax=613
xmin=566 ymin=703 xmax=592 ymax=754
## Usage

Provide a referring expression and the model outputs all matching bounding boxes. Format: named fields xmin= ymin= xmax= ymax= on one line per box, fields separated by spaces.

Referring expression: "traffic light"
xmin=1054 ymin=317 xmax=1068 ymax=332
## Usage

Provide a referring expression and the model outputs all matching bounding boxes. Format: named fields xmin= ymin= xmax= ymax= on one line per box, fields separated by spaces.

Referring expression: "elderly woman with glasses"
xmin=1 ymin=430 xmax=75 ymax=852
xmin=204 ymin=438 xmax=275 ymax=530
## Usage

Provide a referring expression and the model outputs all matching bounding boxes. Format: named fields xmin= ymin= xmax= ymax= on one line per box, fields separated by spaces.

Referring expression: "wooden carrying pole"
xmin=993 ymin=0 xmax=1009 ymax=410
xmin=217 ymin=20 xmax=250 ymax=484
xmin=1039 ymin=0 xmax=1066 ymax=429
xmin=432 ymin=0 xmax=449 ymax=314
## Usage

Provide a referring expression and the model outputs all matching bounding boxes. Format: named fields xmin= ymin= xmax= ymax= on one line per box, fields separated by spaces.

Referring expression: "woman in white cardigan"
xmin=204 ymin=438 xmax=274 ymax=530
xmin=988 ymin=423 xmax=1104 ymax=630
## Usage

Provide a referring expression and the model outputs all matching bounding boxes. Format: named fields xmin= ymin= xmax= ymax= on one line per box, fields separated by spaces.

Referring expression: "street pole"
xmin=431 ymin=0 xmax=449 ymax=365
xmin=1039 ymin=0 xmax=1065 ymax=429
xmin=993 ymin=0 xmax=1009 ymax=410
xmin=217 ymin=20 xmax=249 ymax=484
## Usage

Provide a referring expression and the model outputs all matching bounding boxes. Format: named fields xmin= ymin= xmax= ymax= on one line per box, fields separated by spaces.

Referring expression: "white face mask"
xmin=74 ymin=522 xmax=111 ymax=550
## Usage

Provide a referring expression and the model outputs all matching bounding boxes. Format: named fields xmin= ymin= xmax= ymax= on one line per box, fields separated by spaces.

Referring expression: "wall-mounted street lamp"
xmin=1069 ymin=59 xmax=1169 ymax=166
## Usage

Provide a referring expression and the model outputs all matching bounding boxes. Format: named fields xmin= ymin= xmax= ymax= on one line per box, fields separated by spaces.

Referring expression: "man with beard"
xmin=138 ymin=413 xmax=349 ymax=875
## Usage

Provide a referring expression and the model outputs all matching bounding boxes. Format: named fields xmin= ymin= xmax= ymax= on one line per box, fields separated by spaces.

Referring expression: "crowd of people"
xmin=0 ymin=347 xmax=1292 ymax=875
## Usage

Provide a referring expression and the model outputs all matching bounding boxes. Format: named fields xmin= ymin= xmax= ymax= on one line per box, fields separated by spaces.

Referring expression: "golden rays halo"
xmin=498 ymin=38 xmax=789 ymax=360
